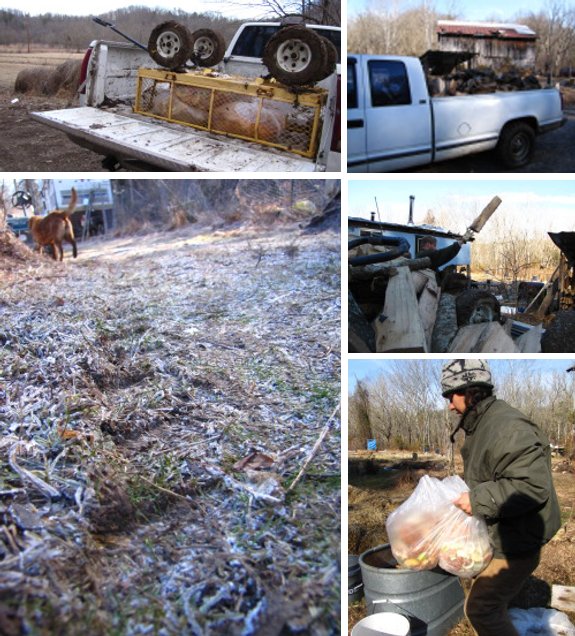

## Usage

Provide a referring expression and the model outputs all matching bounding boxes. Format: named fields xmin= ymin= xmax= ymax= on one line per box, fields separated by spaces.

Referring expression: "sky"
xmin=348 ymin=0 xmax=559 ymax=20
xmin=348 ymin=179 xmax=575 ymax=237
xmin=0 ymin=0 xmax=268 ymax=19
xmin=348 ymin=358 xmax=575 ymax=392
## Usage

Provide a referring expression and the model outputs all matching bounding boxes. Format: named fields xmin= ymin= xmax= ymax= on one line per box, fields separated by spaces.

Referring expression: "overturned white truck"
xmin=31 ymin=20 xmax=341 ymax=172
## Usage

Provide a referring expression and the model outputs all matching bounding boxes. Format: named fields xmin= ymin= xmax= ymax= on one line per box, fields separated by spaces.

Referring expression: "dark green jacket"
xmin=460 ymin=396 xmax=561 ymax=558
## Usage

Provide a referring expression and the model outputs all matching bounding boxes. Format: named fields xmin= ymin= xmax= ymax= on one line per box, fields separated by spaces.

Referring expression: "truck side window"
xmin=348 ymin=59 xmax=358 ymax=109
xmin=231 ymin=26 xmax=281 ymax=57
xmin=368 ymin=60 xmax=411 ymax=107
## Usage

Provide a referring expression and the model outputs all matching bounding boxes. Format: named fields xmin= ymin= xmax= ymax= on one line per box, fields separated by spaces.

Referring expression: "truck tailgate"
xmin=30 ymin=107 xmax=318 ymax=172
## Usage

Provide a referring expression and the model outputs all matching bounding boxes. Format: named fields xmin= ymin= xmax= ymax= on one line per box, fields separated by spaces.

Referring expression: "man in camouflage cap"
xmin=441 ymin=359 xmax=561 ymax=636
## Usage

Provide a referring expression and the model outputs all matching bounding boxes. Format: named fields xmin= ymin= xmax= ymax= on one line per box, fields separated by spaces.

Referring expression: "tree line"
xmin=349 ymin=360 xmax=575 ymax=457
xmin=0 ymin=0 xmax=339 ymax=52
xmin=0 ymin=8 xmax=243 ymax=51
xmin=0 ymin=179 xmax=340 ymax=229
xmin=418 ymin=206 xmax=564 ymax=287
xmin=348 ymin=0 xmax=575 ymax=77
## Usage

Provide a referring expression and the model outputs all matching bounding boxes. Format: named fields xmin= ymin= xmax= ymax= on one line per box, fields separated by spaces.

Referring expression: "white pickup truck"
xmin=31 ymin=22 xmax=341 ymax=172
xmin=348 ymin=54 xmax=565 ymax=172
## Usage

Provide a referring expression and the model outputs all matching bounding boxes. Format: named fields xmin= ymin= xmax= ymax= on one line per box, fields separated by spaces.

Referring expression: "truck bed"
xmin=30 ymin=106 xmax=319 ymax=172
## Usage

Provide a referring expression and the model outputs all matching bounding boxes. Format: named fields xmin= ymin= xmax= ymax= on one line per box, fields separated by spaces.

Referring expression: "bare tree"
xmin=520 ymin=0 xmax=575 ymax=76
xmin=348 ymin=379 xmax=374 ymax=450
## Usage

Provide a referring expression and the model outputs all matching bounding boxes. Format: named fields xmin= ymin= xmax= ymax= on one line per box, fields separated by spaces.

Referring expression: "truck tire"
xmin=148 ymin=21 xmax=192 ymax=69
xmin=262 ymin=25 xmax=327 ymax=86
xmin=313 ymin=36 xmax=338 ymax=81
xmin=497 ymin=121 xmax=535 ymax=168
xmin=190 ymin=28 xmax=226 ymax=67
xmin=541 ymin=311 xmax=575 ymax=353
xmin=456 ymin=289 xmax=501 ymax=327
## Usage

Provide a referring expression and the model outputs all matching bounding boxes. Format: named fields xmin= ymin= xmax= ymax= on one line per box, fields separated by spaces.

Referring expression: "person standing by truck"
xmin=415 ymin=234 xmax=464 ymax=270
xmin=441 ymin=359 xmax=561 ymax=636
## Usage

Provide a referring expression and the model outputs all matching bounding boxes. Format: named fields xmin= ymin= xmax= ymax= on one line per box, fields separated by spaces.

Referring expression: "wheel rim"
xmin=470 ymin=303 xmax=497 ymax=324
xmin=276 ymin=39 xmax=312 ymax=73
xmin=156 ymin=31 xmax=183 ymax=58
xmin=193 ymin=36 xmax=215 ymax=59
xmin=510 ymin=132 xmax=530 ymax=163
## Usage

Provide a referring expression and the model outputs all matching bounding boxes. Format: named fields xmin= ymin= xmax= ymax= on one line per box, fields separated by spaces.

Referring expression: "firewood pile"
xmin=349 ymin=252 xmax=544 ymax=354
xmin=429 ymin=67 xmax=542 ymax=96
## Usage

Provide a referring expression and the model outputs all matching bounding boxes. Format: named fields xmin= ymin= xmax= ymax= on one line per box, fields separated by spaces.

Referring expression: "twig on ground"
xmin=287 ymin=401 xmax=340 ymax=493
xmin=8 ymin=441 xmax=61 ymax=500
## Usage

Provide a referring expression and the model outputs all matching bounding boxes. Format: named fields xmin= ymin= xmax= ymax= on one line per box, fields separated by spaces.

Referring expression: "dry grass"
xmin=0 ymin=221 xmax=341 ymax=635
xmin=348 ymin=451 xmax=575 ymax=636
xmin=0 ymin=50 xmax=84 ymax=92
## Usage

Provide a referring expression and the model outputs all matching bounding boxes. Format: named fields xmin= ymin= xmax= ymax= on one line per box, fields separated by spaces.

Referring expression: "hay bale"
xmin=14 ymin=67 xmax=51 ymax=94
xmin=14 ymin=60 xmax=81 ymax=97
xmin=44 ymin=59 xmax=81 ymax=96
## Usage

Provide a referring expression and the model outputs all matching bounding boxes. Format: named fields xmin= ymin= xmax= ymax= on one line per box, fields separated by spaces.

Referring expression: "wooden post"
xmin=516 ymin=323 xmax=543 ymax=353
xmin=431 ymin=293 xmax=458 ymax=353
xmin=417 ymin=270 xmax=441 ymax=352
xmin=373 ymin=266 xmax=427 ymax=352
xmin=350 ymin=256 xmax=432 ymax=282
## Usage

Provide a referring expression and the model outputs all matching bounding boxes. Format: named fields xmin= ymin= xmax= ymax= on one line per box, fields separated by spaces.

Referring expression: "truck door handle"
xmin=419 ymin=99 xmax=427 ymax=104
xmin=348 ymin=119 xmax=364 ymax=129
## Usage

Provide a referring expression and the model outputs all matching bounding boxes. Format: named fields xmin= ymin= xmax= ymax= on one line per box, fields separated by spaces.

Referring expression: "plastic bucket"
xmin=359 ymin=544 xmax=464 ymax=636
xmin=351 ymin=612 xmax=411 ymax=636
xmin=349 ymin=555 xmax=364 ymax=604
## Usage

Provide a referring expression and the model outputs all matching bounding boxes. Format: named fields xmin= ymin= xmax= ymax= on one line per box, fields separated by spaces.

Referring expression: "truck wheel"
xmin=148 ymin=21 xmax=192 ymax=69
xmin=456 ymin=290 xmax=501 ymax=327
xmin=313 ymin=36 xmax=338 ymax=81
xmin=497 ymin=122 xmax=535 ymax=168
xmin=262 ymin=25 xmax=327 ymax=86
xmin=541 ymin=311 xmax=575 ymax=353
xmin=190 ymin=28 xmax=226 ymax=67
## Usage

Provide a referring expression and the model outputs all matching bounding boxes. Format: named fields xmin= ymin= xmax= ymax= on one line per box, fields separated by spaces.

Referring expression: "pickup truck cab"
xmin=31 ymin=22 xmax=341 ymax=172
xmin=348 ymin=54 xmax=565 ymax=172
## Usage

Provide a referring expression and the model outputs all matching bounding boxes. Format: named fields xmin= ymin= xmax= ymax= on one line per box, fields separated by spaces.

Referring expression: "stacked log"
xmin=429 ymin=67 xmax=542 ymax=96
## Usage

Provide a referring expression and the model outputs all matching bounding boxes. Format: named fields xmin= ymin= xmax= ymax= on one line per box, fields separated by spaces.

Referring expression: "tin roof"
xmin=437 ymin=20 xmax=536 ymax=40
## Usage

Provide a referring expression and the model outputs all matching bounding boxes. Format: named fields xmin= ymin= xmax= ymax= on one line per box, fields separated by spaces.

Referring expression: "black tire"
xmin=348 ymin=292 xmax=375 ymax=353
xmin=148 ymin=21 xmax=192 ymax=69
xmin=541 ymin=311 xmax=575 ymax=353
xmin=456 ymin=290 xmax=501 ymax=327
xmin=190 ymin=28 xmax=226 ymax=67
xmin=497 ymin=121 xmax=535 ymax=168
xmin=262 ymin=25 xmax=327 ymax=86
xmin=313 ymin=36 xmax=338 ymax=81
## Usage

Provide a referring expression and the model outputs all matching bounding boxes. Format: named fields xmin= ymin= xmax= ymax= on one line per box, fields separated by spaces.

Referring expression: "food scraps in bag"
xmin=439 ymin=536 xmax=493 ymax=577
xmin=386 ymin=475 xmax=493 ymax=577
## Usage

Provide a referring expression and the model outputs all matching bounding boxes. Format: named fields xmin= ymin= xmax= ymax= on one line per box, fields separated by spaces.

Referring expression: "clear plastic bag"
xmin=508 ymin=608 xmax=575 ymax=636
xmin=386 ymin=475 xmax=493 ymax=577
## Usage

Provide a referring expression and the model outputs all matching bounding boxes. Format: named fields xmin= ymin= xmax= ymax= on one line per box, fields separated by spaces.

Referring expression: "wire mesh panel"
xmin=134 ymin=69 xmax=327 ymax=158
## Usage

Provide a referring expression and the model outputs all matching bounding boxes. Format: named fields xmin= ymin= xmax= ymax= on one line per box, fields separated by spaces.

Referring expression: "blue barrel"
xmin=359 ymin=544 xmax=464 ymax=636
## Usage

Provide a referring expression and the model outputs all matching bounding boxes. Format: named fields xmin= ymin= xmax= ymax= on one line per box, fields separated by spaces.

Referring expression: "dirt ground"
xmin=0 ymin=219 xmax=341 ymax=635
xmin=0 ymin=89 xmax=105 ymax=171
xmin=0 ymin=50 xmax=105 ymax=171
xmin=348 ymin=451 xmax=575 ymax=636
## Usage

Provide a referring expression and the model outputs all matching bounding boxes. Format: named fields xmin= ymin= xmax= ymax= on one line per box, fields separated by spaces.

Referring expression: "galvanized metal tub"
xmin=359 ymin=544 xmax=464 ymax=636
xmin=349 ymin=554 xmax=364 ymax=604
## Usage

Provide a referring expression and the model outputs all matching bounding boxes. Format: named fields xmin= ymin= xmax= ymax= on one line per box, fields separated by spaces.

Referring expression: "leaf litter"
xmin=0 ymin=221 xmax=340 ymax=635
